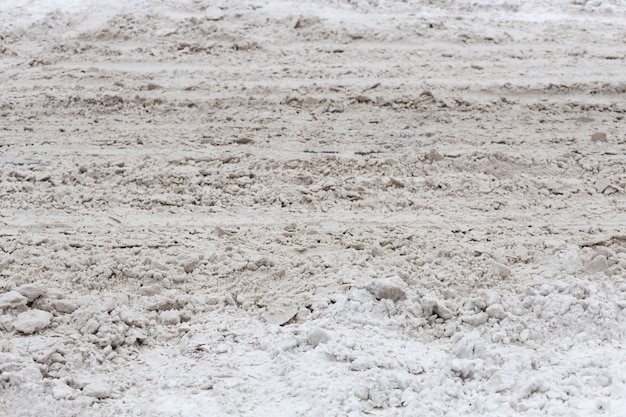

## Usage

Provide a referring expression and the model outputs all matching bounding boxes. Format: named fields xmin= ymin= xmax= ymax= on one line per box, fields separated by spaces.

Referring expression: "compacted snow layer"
xmin=1 ymin=0 xmax=626 ymax=415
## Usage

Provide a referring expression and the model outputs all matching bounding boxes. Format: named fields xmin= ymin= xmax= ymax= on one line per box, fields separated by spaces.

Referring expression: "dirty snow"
xmin=1 ymin=0 xmax=626 ymax=415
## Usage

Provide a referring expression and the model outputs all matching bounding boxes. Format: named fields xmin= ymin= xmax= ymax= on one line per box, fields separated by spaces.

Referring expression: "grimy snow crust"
xmin=1 ymin=0 xmax=626 ymax=415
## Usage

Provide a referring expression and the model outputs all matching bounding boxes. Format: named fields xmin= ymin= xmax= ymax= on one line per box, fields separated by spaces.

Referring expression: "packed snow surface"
xmin=1 ymin=0 xmax=626 ymax=415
